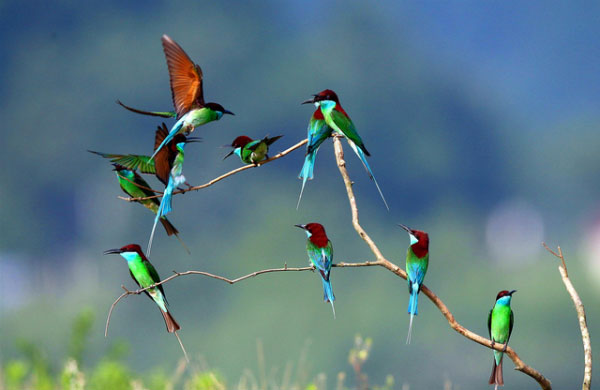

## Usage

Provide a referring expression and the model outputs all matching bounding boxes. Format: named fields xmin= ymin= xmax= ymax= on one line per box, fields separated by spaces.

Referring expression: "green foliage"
xmin=88 ymin=360 xmax=133 ymax=390
xmin=3 ymin=360 xmax=28 ymax=390
xmin=68 ymin=307 xmax=95 ymax=364
xmin=184 ymin=372 xmax=225 ymax=390
xmin=1 ymin=311 xmax=394 ymax=389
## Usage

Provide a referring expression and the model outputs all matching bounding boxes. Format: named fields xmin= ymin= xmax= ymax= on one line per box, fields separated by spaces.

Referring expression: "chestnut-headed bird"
xmin=488 ymin=290 xmax=516 ymax=390
xmin=399 ymin=224 xmax=429 ymax=344
xmin=302 ymin=89 xmax=388 ymax=210
xmin=295 ymin=223 xmax=335 ymax=318
xmin=223 ymin=135 xmax=282 ymax=164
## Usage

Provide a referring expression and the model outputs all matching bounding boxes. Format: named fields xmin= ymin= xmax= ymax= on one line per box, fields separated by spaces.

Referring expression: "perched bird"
xmin=117 ymin=35 xmax=234 ymax=159
xmin=223 ymin=135 xmax=283 ymax=164
xmin=295 ymin=223 xmax=335 ymax=318
xmin=399 ymin=224 xmax=429 ymax=344
xmin=103 ymin=244 xmax=180 ymax=333
xmin=297 ymin=107 xmax=333 ymax=209
xmin=488 ymin=290 xmax=516 ymax=389
xmin=110 ymin=163 xmax=189 ymax=252
xmin=302 ymin=89 xmax=388 ymax=210
xmin=148 ymin=133 xmax=196 ymax=255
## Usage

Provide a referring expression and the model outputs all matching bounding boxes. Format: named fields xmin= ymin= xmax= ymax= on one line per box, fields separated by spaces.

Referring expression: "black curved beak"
xmin=103 ymin=248 xmax=123 ymax=255
xmin=185 ymin=137 xmax=202 ymax=144
xmin=223 ymin=150 xmax=234 ymax=160
xmin=294 ymin=224 xmax=307 ymax=230
xmin=509 ymin=290 xmax=517 ymax=295
xmin=223 ymin=109 xmax=235 ymax=116
xmin=301 ymin=95 xmax=317 ymax=105
xmin=398 ymin=223 xmax=413 ymax=234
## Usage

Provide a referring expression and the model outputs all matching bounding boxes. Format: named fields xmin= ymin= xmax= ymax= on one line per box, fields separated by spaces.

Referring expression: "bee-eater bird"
xmin=302 ymin=89 xmax=389 ymax=210
xmin=488 ymin=290 xmax=516 ymax=389
xmin=295 ymin=223 xmax=336 ymax=318
xmin=103 ymin=244 xmax=180 ymax=333
xmin=223 ymin=135 xmax=283 ymax=164
xmin=148 ymin=133 xmax=195 ymax=255
xmin=117 ymin=35 xmax=234 ymax=159
xmin=89 ymin=123 xmax=201 ymax=187
xmin=296 ymin=106 xmax=333 ymax=209
xmin=399 ymin=223 xmax=429 ymax=344
xmin=109 ymin=163 xmax=190 ymax=253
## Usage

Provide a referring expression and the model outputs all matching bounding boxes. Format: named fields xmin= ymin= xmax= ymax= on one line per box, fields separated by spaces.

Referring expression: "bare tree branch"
xmin=332 ymin=135 xmax=552 ymax=390
xmin=105 ymin=261 xmax=379 ymax=337
xmin=118 ymin=138 xmax=308 ymax=202
xmin=543 ymin=243 xmax=592 ymax=390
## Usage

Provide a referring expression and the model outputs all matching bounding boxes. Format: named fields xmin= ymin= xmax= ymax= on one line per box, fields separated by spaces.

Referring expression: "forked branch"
xmin=542 ymin=243 xmax=592 ymax=390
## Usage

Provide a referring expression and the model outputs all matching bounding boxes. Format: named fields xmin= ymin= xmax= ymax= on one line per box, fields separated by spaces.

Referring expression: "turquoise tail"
xmin=151 ymin=120 xmax=183 ymax=160
xmin=147 ymin=184 xmax=174 ymax=255
xmin=321 ymin=278 xmax=336 ymax=319
xmin=296 ymin=151 xmax=316 ymax=210
xmin=407 ymin=287 xmax=419 ymax=344
xmin=347 ymin=141 xmax=389 ymax=211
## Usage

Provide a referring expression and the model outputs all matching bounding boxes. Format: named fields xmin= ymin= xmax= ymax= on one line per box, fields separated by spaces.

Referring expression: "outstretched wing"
xmin=162 ymin=35 xmax=204 ymax=118
xmin=327 ymin=108 xmax=370 ymax=156
xmin=88 ymin=150 xmax=155 ymax=174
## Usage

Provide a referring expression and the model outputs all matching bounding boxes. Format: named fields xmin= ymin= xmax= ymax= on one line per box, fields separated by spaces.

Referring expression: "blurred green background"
xmin=1 ymin=1 xmax=599 ymax=389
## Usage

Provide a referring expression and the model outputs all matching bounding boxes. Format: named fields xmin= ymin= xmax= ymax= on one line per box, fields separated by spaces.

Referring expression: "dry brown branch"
xmin=543 ymin=243 xmax=592 ymax=390
xmin=105 ymin=261 xmax=379 ymax=337
xmin=118 ymin=138 xmax=308 ymax=202
xmin=332 ymin=135 xmax=552 ymax=390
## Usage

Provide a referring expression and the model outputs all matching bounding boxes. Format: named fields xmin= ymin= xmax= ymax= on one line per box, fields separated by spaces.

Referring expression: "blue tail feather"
xmin=321 ymin=278 xmax=335 ymax=318
xmin=297 ymin=151 xmax=316 ymax=209
xmin=347 ymin=141 xmax=389 ymax=210
xmin=408 ymin=289 xmax=419 ymax=316
xmin=147 ymin=183 xmax=174 ymax=256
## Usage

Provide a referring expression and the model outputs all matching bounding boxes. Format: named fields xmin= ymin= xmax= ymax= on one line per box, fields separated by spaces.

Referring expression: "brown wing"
xmin=161 ymin=34 xmax=204 ymax=118
xmin=153 ymin=123 xmax=171 ymax=186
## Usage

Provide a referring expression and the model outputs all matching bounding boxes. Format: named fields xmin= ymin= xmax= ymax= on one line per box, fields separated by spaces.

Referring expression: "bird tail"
xmin=406 ymin=287 xmax=419 ymax=344
xmin=489 ymin=352 xmax=504 ymax=386
xmin=148 ymin=186 xmax=174 ymax=255
xmin=159 ymin=216 xmax=178 ymax=236
xmin=151 ymin=121 xmax=182 ymax=160
xmin=321 ymin=278 xmax=336 ymax=319
xmin=159 ymin=217 xmax=191 ymax=254
xmin=117 ymin=100 xmax=176 ymax=118
xmin=297 ymin=151 xmax=317 ymax=210
xmin=347 ymin=141 xmax=389 ymax=211
xmin=160 ymin=309 xmax=181 ymax=333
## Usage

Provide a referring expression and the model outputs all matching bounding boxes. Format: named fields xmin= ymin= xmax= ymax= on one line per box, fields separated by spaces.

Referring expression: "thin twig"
xmin=543 ymin=243 xmax=592 ymax=390
xmin=332 ymin=135 xmax=551 ymax=390
xmin=119 ymin=138 xmax=308 ymax=202
xmin=104 ymin=261 xmax=378 ymax=337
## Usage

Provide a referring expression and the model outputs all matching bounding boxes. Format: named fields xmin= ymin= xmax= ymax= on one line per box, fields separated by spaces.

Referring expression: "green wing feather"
xmin=326 ymin=109 xmax=368 ymax=154
xmin=142 ymin=258 xmax=167 ymax=299
xmin=89 ymin=150 xmax=156 ymax=174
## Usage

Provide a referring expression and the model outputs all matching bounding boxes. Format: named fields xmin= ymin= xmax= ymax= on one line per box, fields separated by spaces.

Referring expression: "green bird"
xmin=399 ymin=224 xmax=429 ymax=344
xmin=223 ymin=135 xmax=283 ymax=164
xmin=117 ymin=35 xmax=234 ymax=160
xmin=302 ymin=89 xmax=388 ymax=210
xmin=488 ymin=290 xmax=516 ymax=389
xmin=104 ymin=244 xmax=180 ymax=333
xmin=295 ymin=223 xmax=336 ymax=318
